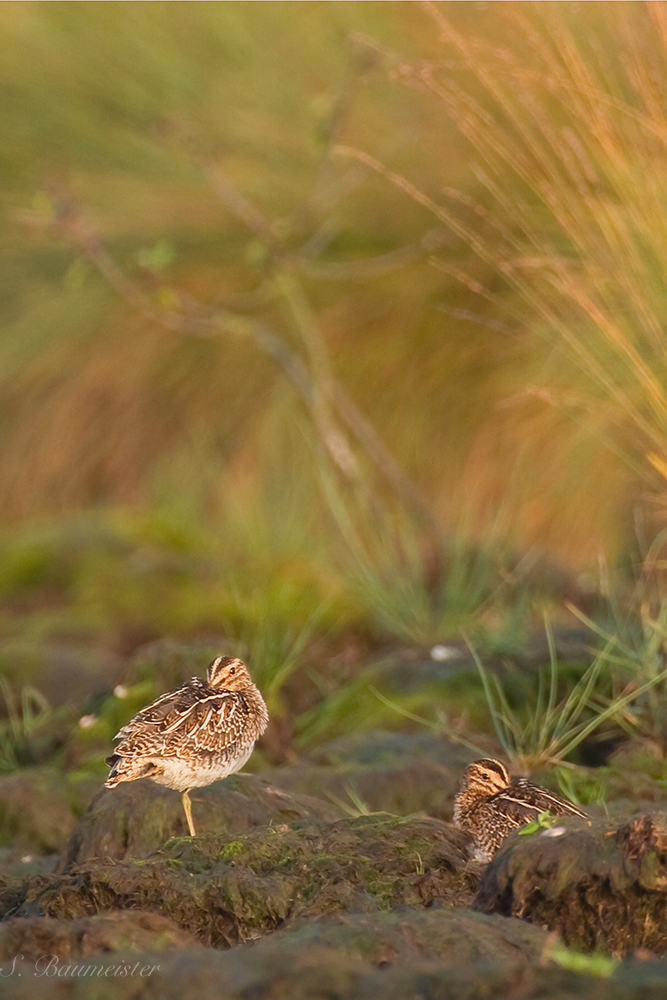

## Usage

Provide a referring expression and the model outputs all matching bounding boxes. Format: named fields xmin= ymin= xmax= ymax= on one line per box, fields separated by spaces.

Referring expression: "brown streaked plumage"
xmin=453 ymin=757 xmax=587 ymax=862
xmin=105 ymin=656 xmax=268 ymax=836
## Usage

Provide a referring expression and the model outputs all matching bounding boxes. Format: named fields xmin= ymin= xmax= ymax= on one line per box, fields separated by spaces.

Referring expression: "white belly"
xmin=150 ymin=743 xmax=255 ymax=792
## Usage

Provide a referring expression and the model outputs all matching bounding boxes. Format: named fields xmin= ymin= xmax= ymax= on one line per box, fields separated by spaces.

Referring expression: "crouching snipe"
xmin=105 ymin=656 xmax=268 ymax=836
xmin=454 ymin=757 xmax=587 ymax=862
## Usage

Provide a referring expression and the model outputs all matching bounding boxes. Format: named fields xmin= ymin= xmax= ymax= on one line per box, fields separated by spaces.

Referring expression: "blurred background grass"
xmin=2 ymin=1 xmax=667 ymax=775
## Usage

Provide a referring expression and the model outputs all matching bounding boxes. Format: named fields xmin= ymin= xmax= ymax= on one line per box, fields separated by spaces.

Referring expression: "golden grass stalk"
xmin=347 ymin=2 xmax=667 ymax=487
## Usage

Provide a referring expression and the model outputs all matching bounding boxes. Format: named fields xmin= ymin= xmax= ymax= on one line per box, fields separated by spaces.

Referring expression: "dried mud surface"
xmin=475 ymin=812 xmax=667 ymax=955
xmin=19 ymin=816 xmax=476 ymax=944
xmin=2 ymin=730 xmax=667 ymax=998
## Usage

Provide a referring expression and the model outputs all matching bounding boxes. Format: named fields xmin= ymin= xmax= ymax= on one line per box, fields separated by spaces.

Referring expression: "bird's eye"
xmin=480 ymin=772 xmax=490 ymax=780
xmin=229 ymin=666 xmax=236 ymax=674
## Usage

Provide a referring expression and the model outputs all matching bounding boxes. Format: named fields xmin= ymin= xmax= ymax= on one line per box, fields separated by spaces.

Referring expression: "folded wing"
xmin=112 ymin=679 xmax=250 ymax=761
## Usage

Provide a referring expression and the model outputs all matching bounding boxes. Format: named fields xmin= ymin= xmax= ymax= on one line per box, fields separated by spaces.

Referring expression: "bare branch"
xmin=200 ymin=164 xmax=276 ymax=242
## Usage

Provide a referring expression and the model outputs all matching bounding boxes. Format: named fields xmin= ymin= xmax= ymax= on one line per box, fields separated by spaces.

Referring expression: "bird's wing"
xmin=511 ymin=779 xmax=588 ymax=818
xmin=112 ymin=682 xmax=249 ymax=759
xmin=493 ymin=778 xmax=586 ymax=823
xmin=486 ymin=791 xmax=543 ymax=831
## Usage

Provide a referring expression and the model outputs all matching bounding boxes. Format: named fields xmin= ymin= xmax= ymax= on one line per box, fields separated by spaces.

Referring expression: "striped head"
xmin=206 ymin=656 xmax=253 ymax=691
xmin=458 ymin=758 xmax=511 ymax=799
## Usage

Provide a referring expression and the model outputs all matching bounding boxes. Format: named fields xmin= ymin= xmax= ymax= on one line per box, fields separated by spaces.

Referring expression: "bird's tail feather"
xmin=105 ymin=755 xmax=160 ymax=787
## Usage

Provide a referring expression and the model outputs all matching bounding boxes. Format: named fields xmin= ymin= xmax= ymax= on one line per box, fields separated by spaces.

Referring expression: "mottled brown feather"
xmin=110 ymin=681 xmax=261 ymax=761
xmin=454 ymin=758 xmax=587 ymax=862
xmin=105 ymin=656 xmax=268 ymax=790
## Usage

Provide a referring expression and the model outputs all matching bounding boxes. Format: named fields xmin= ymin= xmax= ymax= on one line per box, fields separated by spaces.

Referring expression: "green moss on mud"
xmin=14 ymin=815 xmax=474 ymax=946
xmin=218 ymin=841 xmax=245 ymax=861
xmin=475 ymin=812 xmax=667 ymax=956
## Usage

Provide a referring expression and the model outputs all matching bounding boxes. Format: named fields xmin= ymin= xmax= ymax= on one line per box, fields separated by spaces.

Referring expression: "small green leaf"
xmin=548 ymin=941 xmax=618 ymax=977
xmin=518 ymin=811 xmax=557 ymax=836
xmin=64 ymin=257 xmax=89 ymax=290
xmin=135 ymin=239 xmax=175 ymax=271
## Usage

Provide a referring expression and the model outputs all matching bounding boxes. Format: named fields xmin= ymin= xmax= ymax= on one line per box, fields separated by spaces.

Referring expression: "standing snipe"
xmin=105 ymin=655 xmax=268 ymax=836
xmin=453 ymin=757 xmax=587 ymax=862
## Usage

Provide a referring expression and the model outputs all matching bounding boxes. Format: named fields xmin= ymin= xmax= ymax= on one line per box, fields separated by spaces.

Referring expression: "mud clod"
xmin=63 ymin=773 xmax=343 ymax=864
xmin=17 ymin=815 xmax=475 ymax=946
xmin=0 ymin=910 xmax=197 ymax=960
xmin=474 ymin=812 xmax=667 ymax=955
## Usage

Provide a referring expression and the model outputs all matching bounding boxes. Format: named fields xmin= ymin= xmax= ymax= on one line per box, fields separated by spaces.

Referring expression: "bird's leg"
xmin=182 ymin=789 xmax=196 ymax=836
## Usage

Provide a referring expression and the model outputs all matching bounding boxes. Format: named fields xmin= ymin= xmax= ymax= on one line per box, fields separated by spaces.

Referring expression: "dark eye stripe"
xmin=488 ymin=761 xmax=505 ymax=773
xmin=474 ymin=758 xmax=509 ymax=782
